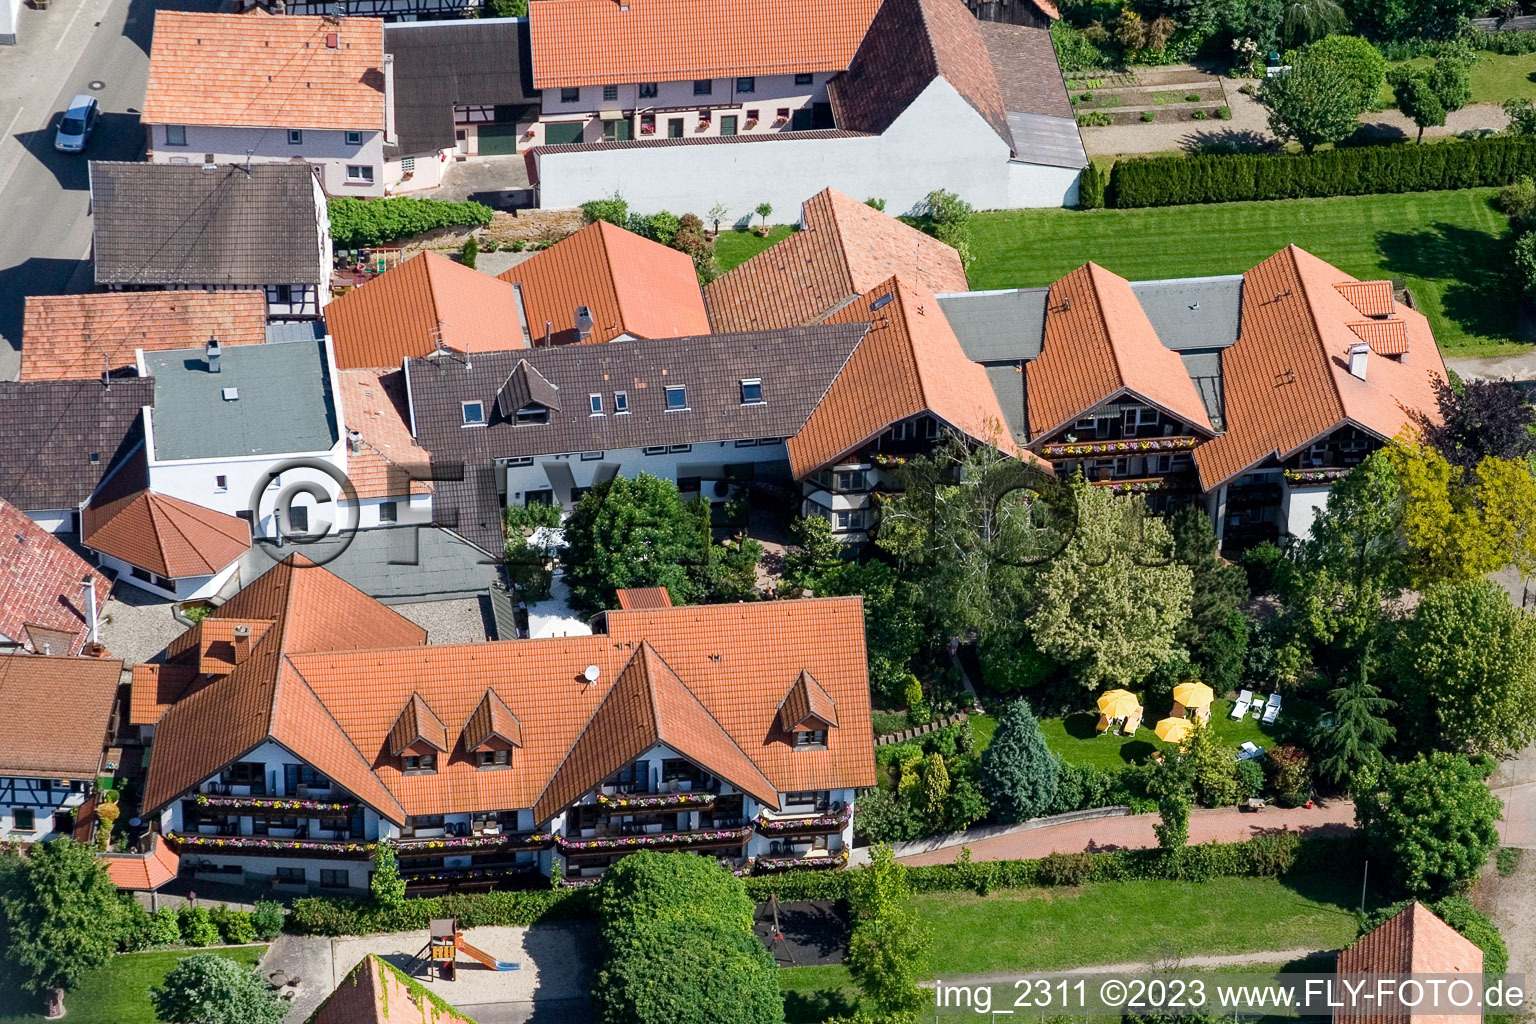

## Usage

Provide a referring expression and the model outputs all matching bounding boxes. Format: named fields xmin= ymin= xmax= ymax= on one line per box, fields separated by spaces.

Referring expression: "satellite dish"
xmin=583 ymin=665 xmax=600 ymax=683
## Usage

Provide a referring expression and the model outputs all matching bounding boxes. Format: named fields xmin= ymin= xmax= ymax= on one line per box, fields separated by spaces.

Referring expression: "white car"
xmin=54 ymin=95 xmax=100 ymax=153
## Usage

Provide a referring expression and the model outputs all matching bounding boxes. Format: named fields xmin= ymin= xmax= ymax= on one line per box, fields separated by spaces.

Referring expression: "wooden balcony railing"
xmin=395 ymin=831 xmax=553 ymax=856
xmin=168 ymin=831 xmax=373 ymax=859
xmin=194 ymin=793 xmax=355 ymax=814
xmin=556 ymin=823 xmax=753 ymax=854
xmin=1041 ymin=436 xmax=1200 ymax=458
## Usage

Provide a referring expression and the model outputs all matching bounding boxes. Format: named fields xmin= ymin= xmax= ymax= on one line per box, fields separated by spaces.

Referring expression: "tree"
xmin=369 ymin=843 xmax=406 ymax=909
xmin=0 ymin=840 xmax=124 ymax=1017
xmin=1426 ymin=376 xmax=1536 ymax=470
xmin=1171 ymin=507 xmax=1250 ymax=694
xmin=150 ymin=954 xmax=286 ymax=1024
xmin=1505 ymin=98 xmax=1536 ymax=138
xmin=561 ymin=474 xmax=708 ymax=611
xmin=1427 ymin=52 xmax=1471 ymax=115
xmin=1263 ymin=54 xmax=1366 ymax=152
xmin=1514 ymin=230 xmax=1536 ymax=297
xmin=698 ymin=532 xmax=763 ymax=603
xmin=1154 ymin=791 xmax=1191 ymax=850
xmin=847 ymin=846 xmax=931 ymax=1016
xmin=487 ymin=0 xmax=528 ymax=16
xmin=1027 ymin=482 xmax=1193 ymax=688
xmin=1300 ymin=35 xmax=1386 ymax=110
xmin=580 ymin=194 xmax=629 ymax=226
xmin=1279 ymin=0 xmax=1348 ymax=48
xmin=1390 ymin=71 xmax=1446 ymax=143
xmin=1395 ymin=579 xmax=1536 ymax=758
xmin=593 ymin=918 xmax=784 ymax=1024
xmin=1311 ymin=669 xmax=1395 ymax=787
xmin=754 ymin=202 xmax=773 ymax=230
xmin=1360 ymin=897 xmax=1509 ymax=975
xmin=595 ymin=852 xmax=755 ymax=945
xmin=1353 ymin=752 xmax=1502 ymax=896
xmin=1182 ymin=722 xmax=1243 ymax=807
xmin=980 ymin=700 xmax=1062 ymax=823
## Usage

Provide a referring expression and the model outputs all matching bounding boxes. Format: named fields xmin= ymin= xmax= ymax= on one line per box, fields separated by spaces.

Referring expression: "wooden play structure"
xmin=416 ymin=918 xmax=520 ymax=980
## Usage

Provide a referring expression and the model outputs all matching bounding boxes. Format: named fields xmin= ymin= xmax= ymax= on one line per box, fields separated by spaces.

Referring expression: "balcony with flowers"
xmin=556 ymin=823 xmax=753 ymax=854
xmin=755 ymin=848 xmax=849 ymax=872
xmin=395 ymin=831 xmax=554 ymax=856
xmin=596 ymin=791 xmax=717 ymax=813
xmin=1041 ymin=436 xmax=1200 ymax=459
xmin=193 ymin=793 xmax=355 ymax=815
xmin=167 ymin=832 xmax=374 ymax=859
xmin=755 ymin=804 xmax=850 ymax=836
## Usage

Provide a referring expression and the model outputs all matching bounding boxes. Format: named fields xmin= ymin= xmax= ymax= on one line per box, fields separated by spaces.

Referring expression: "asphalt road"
xmin=0 ymin=0 xmax=221 ymax=381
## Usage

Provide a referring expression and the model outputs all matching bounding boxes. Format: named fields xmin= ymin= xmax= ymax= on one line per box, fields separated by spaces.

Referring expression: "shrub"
xmin=1513 ymin=231 xmax=1536 ymax=295
xmin=1078 ymin=160 xmax=1109 ymax=209
xmin=148 ymin=906 xmax=183 ymax=946
xmin=289 ymin=888 xmax=593 ymax=936
xmin=904 ymin=676 xmax=932 ymax=725
xmin=580 ymin=194 xmax=628 ymax=226
xmin=328 ymin=197 xmax=494 ymax=248
xmin=1497 ymin=176 xmax=1536 ymax=219
xmin=1300 ymin=35 xmax=1387 ymax=109
xmin=250 ymin=900 xmax=285 ymax=941
xmin=1185 ymin=92 xmax=1201 ymax=102
xmin=1235 ymin=758 xmax=1265 ymax=798
xmin=1497 ymin=846 xmax=1522 ymax=877
xmin=1361 ymin=898 xmax=1508 ymax=975
xmin=1077 ymin=111 xmax=1113 ymax=126
xmin=593 ymin=918 xmax=782 ymax=1024
xmin=459 ymin=235 xmax=478 ymax=270
xmin=1052 ymin=20 xmax=1112 ymax=72
xmin=179 ymin=907 xmax=222 ymax=947
xmin=1108 ymin=136 xmax=1536 ymax=208
xmin=210 ymin=905 xmax=256 ymax=945
xmin=595 ymin=852 xmax=754 ymax=947
xmin=1217 ymin=105 xmax=1232 ymax=119
xmin=1192 ymin=110 xmax=1208 ymax=120
xmin=117 ymin=896 xmax=156 ymax=952
xmin=1141 ymin=111 xmax=1156 ymax=121
xmin=1266 ymin=745 xmax=1313 ymax=805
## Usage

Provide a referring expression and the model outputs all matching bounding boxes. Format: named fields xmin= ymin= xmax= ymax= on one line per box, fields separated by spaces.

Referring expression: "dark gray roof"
xmin=1129 ymin=276 xmax=1244 ymax=352
xmin=1179 ymin=350 xmax=1227 ymax=431
xmin=1006 ymin=113 xmax=1089 ymax=169
xmin=0 ymin=378 xmax=154 ymax=512
xmin=145 ymin=340 xmax=339 ymax=460
xmin=496 ymin=360 xmax=561 ymax=417
xmin=251 ymin=525 xmax=502 ymax=604
xmin=265 ymin=321 xmax=327 ymax=344
xmin=385 ymin=19 xmax=540 ymax=156
xmin=937 ymin=287 xmax=1048 ymax=362
xmin=90 ymin=162 xmax=324 ymax=287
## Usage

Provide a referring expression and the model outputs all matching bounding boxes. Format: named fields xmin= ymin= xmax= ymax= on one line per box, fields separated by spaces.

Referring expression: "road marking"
xmin=1 ymin=107 xmax=21 ymax=142
xmin=54 ymin=0 xmax=88 ymax=50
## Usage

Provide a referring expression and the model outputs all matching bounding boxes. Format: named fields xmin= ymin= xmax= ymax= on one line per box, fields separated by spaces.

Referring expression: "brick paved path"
xmin=898 ymin=800 xmax=1355 ymax=866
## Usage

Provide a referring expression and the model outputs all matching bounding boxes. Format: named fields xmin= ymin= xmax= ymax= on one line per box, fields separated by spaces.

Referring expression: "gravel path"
xmin=897 ymin=801 xmax=1355 ymax=866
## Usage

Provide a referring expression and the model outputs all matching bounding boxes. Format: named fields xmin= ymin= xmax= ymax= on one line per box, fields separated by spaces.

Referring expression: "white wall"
xmin=24 ymin=509 xmax=75 ymax=534
xmin=1007 ymin=158 xmax=1084 ymax=209
xmin=145 ymin=446 xmax=350 ymax=540
xmin=346 ymin=492 xmax=433 ymax=530
xmin=146 ymin=123 xmax=387 ymax=197
xmin=95 ymin=551 xmax=240 ymax=602
xmin=384 ymin=149 xmax=451 ymax=193
xmin=1282 ymin=482 xmax=1331 ymax=541
xmin=533 ymin=78 xmax=1028 ymax=220
xmin=502 ymin=440 xmax=792 ymax=506
xmin=0 ymin=0 xmax=19 ymax=46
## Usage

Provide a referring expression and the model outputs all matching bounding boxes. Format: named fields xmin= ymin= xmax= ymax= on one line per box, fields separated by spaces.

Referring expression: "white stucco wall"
xmin=24 ymin=509 xmax=75 ymax=534
xmin=145 ymin=444 xmax=350 ymax=541
xmin=1282 ymin=482 xmax=1331 ymax=541
xmin=1007 ymin=158 xmax=1084 ymax=209
xmin=533 ymin=78 xmax=1032 ymax=220
xmin=0 ymin=0 xmax=19 ymax=46
xmin=345 ymin=492 xmax=434 ymax=530
xmin=94 ymin=551 xmax=240 ymax=602
xmin=146 ymin=123 xmax=387 ymax=197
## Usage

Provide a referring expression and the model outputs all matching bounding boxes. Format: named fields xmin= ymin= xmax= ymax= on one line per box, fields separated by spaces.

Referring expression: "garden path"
xmin=924 ymin=947 xmax=1337 ymax=986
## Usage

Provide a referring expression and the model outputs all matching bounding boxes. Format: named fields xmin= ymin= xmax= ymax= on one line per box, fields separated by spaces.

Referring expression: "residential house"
xmin=383 ymin=19 xmax=541 ymax=191
xmin=238 ymin=0 xmax=476 ymax=22
xmin=90 ymin=162 xmax=333 ymax=321
xmin=0 ymin=654 xmax=125 ymax=842
xmin=137 ymin=555 xmax=873 ymax=890
xmin=19 ymin=292 xmax=267 ymax=381
xmin=136 ymin=338 xmax=349 ymax=542
xmin=525 ymin=0 xmax=1086 ymax=216
xmin=938 ymin=245 xmax=1447 ymax=547
xmin=141 ymin=12 xmax=392 ymax=197
xmin=309 ymin=956 xmax=475 ymax=1024
xmin=337 ymin=368 xmax=434 ymax=530
xmin=1335 ymin=902 xmax=1483 ymax=1024
xmin=0 ymin=499 xmax=112 ymax=656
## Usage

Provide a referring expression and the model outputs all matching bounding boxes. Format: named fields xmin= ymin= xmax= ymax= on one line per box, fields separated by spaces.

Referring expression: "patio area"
xmin=1041 ymin=697 xmax=1284 ymax=769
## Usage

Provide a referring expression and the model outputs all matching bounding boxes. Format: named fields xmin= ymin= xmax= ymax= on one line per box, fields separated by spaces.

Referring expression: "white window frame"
xmin=288 ymin=129 xmax=303 ymax=145
xmin=346 ymin=164 xmax=374 ymax=183
xmin=589 ymin=394 xmax=604 ymax=416
xmin=461 ymin=401 xmax=487 ymax=427
xmin=345 ymin=130 xmax=362 ymax=145
xmin=665 ymin=385 xmax=687 ymax=411
xmin=613 ymin=391 xmax=629 ymax=414
xmin=740 ymin=378 xmax=764 ymax=404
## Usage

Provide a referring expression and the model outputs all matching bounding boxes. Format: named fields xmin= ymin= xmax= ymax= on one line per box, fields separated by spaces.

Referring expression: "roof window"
xmin=740 ymin=378 xmax=763 ymax=405
xmin=870 ymin=293 xmax=893 ymax=312
xmin=614 ymin=391 xmax=629 ymax=414
xmin=589 ymin=394 xmax=604 ymax=416
xmin=462 ymin=400 xmax=486 ymax=427
xmin=665 ymin=385 xmax=687 ymax=411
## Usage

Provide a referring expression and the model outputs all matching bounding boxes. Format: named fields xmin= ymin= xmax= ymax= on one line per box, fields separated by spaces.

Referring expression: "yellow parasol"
xmin=1096 ymin=689 xmax=1140 ymax=719
xmin=1155 ymin=716 xmax=1195 ymax=744
xmin=1172 ymin=681 xmax=1215 ymax=710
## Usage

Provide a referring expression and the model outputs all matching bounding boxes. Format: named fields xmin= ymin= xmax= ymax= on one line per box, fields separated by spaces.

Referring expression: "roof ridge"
xmin=284 ymin=658 xmax=407 ymax=821
xmin=592 ymin=222 xmax=628 ymax=338
xmin=1287 ymin=246 xmax=1349 ymax=426
xmin=150 ymin=493 xmax=212 ymax=575
xmin=1083 ymin=262 xmax=1127 ymax=391
xmin=816 ymin=192 xmax=861 ymax=300
xmin=890 ymin=278 xmax=939 ymax=412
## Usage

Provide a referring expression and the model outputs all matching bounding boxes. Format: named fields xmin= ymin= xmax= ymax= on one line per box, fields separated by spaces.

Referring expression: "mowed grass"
xmin=1037 ymin=698 xmax=1283 ymax=769
xmin=1387 ymin=52 xmax=1536 ymax=106
xmin=714 ymin=224 xmax=793 ymax=271
xmin=0 ymin=946 xmax=267 ymax=1024
xmin=969 ymin=189 xmax=1521 ymax=356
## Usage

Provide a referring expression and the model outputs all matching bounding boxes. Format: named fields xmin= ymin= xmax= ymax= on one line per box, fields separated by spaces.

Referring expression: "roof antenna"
xmin=242 ymin=149 xmax=253 ymax=177
xmin=101 ymin=353 xmax=111 ymax=391
xmin=431 ymin=321 xmax=472 ymax=370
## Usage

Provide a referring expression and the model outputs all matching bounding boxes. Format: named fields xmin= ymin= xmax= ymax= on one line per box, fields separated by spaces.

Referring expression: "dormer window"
xmin=403 ymin=753 xmax=435 ymax=773
xmin=665 ymin=386 xmax=687 ymax=411
xmin=740 ymin=378 xmax=763 ymax=404
xmin=794 ymin=729 xmax=828 ymax=747
xmin=516 ymin=405 xmax=549 ymax=425
xmin=462 ymin=401 xmax=486 ymax=427
xmin=477 ymin=749 xmax=511 ymax=768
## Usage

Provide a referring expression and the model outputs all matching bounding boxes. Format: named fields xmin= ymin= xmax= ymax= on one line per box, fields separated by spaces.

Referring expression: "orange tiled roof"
xmin=0 ymin=498 xmax=111 ymax=657
xmin=388 ymin=693 xmax=451 ymax=754
xmin=339 ymin=369 xmax=434 ymax=499
xmin=328 ymin=252 xmax=528 ymax=370
xmin=1195 ymin=246 xmax=1446 ymax=490
xmin=1026 ymin=262 xmax=1216 ymax=440
xmin=615 ymin=586 xmax=673 ymax=610
xmin=1336 ymin=903 xmax=1482 ymax=1024
xmin=1348 ymin=319 xmax=1410 ymax=356
xmin=498 ymin=221 xmax=710 ymax=346
xmin=310 ymin=955 xmax=476 ymax=1024
xmin=778 ymin=669 xmax=839 ymax=731
xmin=790 ymin=276 xmax=1032 ymax=476
xmin=143 ymin=12 xmax=386 ymax=130
xmin=462 ymin=688 xmax=524 ymax=751
xmin=20 ymin=292 xmax=267 ymax=381
xmin=1334 ymin=280 xmax=1395 ymax=319
xmin=100 ymin=833 xmax=181 ymax=891
xmin=83 ymin=490 xmax=249 ymax=579
xmin=130 ymin=662 xmax=207 ymax=726
xmin=705 ymin=188 xmax=969 ymax=333
xmin=0 ymin=654 xmax=124 ymax=780
xmin=527 ymin=0 xmax=882 ymax=89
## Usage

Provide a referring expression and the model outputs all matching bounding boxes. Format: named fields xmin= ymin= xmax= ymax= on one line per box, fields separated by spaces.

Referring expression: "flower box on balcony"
xmin=1283 ymin=467 xmax=1350 ymax=483
xmin=169 ymin=832 xmax=375 ymax=857
xmin=596 ymin=791 xmax=716 ymax=811
xmin=195 ymin=793 xmax=354 ymax=814
xmin=744 ymin=119 xmax=759 ymax=129
xmin=1041 ymin=436 xmax=1199 ymax=458
xmin=640 ymin=126 xmax=656 ymax=135
xmin=755 ymin=805 xmax=851 ymax=834
xmin=555 ymin=824 xmax=752 ymax=853
xmin=755 ymin=849 xmax=849 ymax=872
xmin=772 ymin=117 xmax=789 ymax=126
xmin=395 ymin=831 xmax=553 ymax=854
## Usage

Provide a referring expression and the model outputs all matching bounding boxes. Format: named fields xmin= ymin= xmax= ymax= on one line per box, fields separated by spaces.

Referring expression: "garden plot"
xmin=1068 ymin=66 xmax=1231 ymax=126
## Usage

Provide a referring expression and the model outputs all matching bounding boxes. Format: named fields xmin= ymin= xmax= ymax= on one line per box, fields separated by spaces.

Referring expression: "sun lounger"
xmin=1230 ymin=689 xmax=1253 ymax=719
xmin=1262 ymin=693 xmax=1281 ymax=725
xmin=1236 ymin=741 xmax=1265 ymax=761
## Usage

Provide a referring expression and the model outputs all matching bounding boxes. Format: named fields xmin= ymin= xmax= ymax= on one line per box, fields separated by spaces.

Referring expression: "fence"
xmin=875 ymin=711 xmax=970 ymax=747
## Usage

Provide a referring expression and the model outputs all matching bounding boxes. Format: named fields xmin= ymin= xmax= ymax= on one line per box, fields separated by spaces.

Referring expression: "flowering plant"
xmin=597 ymin=791 xmax=716 ymax=810
xmin=170 ymin=832 xmax=373 ymax=855
xmin=195 ymin=794 xmax=352 ymax=813
xmin=396 ymin=831 xmax=553 ymax=852
xmin=400 ymin=863 xmax=537 ymax=884
xmin=1042 ymin=436 xmax=1198 ymax=457
xmin=1284 ymin=468 xmax=1349 ymax=483
xmin=555 ymin=824 xmax=752 ymax=852
xmin=755 ymin=805 xmax=850 ymax=833
xmin=755 ymin=848 xmax=848 ymax=872
xmin=1098 ymin=478 xmax=1165 ymax=494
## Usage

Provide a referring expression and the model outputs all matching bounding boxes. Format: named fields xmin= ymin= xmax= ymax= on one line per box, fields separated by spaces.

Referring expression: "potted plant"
xmin=744 ymin=117 xmax=759 ymax=130
xmin=754 ymin=202 xmax=773 ymax=237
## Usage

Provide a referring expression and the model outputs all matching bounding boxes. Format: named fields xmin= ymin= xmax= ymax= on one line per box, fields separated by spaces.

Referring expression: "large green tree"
xmin=1390 ymin=70 xmax=1446 ymax=143
xmin=1395 ymin=578 xmax=1536 ymax=758
xmin=980 ymin=700 xmax=1062 ymax=823
xmin=369 ymin=843 xmax=406 ymax=909
xmin=1262 ymin=52 xmax=1366 ymax=152
xmin=1027 ymin=482 xmax=1192 ymax=688
xmin=1311 ymin=669 xmax=1395 ymax=787
xmin=595 ymin=851 xmax=755 ymax=945
xmin=1171 ymin=507 xmax=1250 ymax=694
xmin=561 ymin=473 xmax=709 ymax=610
xmin=846 ymin=846 xmax=931 ymax=1017
xmin=1353 ymin=752 xmax=1501 ymax=897
xmin=1299 ymin=35 xmax=1387 ymax=110
xmin=0 ymin=840 xmax=124 ymax=1017
xmin=150 ymin=954 xmax=287 ymax=1024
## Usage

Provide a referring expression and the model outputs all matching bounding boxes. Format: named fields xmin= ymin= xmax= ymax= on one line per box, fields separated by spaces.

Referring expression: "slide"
xmin=457 ymin=937 xmax=520 ymax=971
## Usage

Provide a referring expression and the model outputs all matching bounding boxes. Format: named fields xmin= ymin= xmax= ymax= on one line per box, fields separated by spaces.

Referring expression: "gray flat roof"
xmin=1006 ymin=112 xmax=1089 ymax=170
xmin=1129 ymin=276 xmax=1243 ymax=352
xmin=147 ymin=340 xmax=338 ymax=461
xmin=937 ymin=287 xmax=1049 ymax=362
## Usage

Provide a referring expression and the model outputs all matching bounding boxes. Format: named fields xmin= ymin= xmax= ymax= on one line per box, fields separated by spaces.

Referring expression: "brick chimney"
xmin=232 ymin=623 xmax=252 ymax=665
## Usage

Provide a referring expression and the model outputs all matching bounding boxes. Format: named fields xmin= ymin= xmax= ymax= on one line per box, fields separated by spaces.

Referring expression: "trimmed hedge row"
xmin=1106 ymin=136 xmax=1536 ymax=208
xmin=287 ymin=832 xmax=1359 ymax=935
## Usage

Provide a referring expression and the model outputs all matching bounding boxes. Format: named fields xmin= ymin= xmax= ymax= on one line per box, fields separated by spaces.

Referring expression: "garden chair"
xmin=1262 ymin=693 xmax=1282 ymax=725
xmin=1230 ymin=689 xmax=1253 ymax=719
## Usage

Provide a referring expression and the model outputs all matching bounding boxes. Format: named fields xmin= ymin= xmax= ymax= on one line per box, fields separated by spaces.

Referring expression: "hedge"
xmin=328 ymin=196 xmax=495 ymax=248
xmin=1107 ymin=136 xmax=1536 ymax=208
xmin=290 ymin=887 xmax=594 ymax=936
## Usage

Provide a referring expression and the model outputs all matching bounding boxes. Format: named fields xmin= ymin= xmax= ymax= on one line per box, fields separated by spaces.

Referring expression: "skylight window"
xmin=614 ymin=391 xmax=629 ymax=414
xmin=665 ymin=386 xmax=687 ymax=411
xmin=589 ymin=394 xmax=604 ymax=416
xmin=462 ymin=400 xmax=487 ymax=426
xmin=740 ymin=378 xmax=763 ymax=404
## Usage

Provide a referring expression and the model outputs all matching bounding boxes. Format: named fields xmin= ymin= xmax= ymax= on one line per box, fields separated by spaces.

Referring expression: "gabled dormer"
xmin=495 ymin=359 xmax=560 ymax=426
xmin=461 ymin=688 xmax=523 ymax=770
xmin=387 ymin=692 xmax=448 ymax=774
xmin=778 ymin=670 xmax=839 ymax=749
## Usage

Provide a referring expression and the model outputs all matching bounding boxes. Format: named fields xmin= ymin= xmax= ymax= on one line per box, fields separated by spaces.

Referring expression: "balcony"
xmin=754 ymin=848 xmax=849 ymax=872
xmin=168 ymin=831 xmax=374 ymax=859
xmin=1226 ymin=482 xmax=1282 ymax=510
xmin=556 ymin=823 xmax=752 ymax=854
xmin=194 ymin=793 xmax=355 ymax=815
xmin=596 ymin=791 xmax=717 ymax=812
xmin=755 ymin=805 xmax=850 ymax=836
xmin=400 ymin=860 xmax=539 ymax=890
xmin=1089 ymin=476 xmax=1166 ymax=495
xmin=1041 ymin=436 xmax=1199 ymax=458
xmin=1283 ymin=467 xmax=1351 ymax=484
xmin=395 ymin=831 xmax=553 ymax=856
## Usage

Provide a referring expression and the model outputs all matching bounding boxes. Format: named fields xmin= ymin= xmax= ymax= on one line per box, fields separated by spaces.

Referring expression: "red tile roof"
xmin=1334 ymin=280 xmax=1396 ymax=319
xmin=1027 ymin=262 xmax=1216 ymax=440
xmin=498 ymin=221 xmax=710 ymax=346
xmin=1348 ymin=319 xmax=1410 ymax=356
xmin=100 ymin=833 xmax=181 ymax=891
xmin=1195 ymin=246 xmax=1447 ymax=490
xmin=339 ymin=369 xmax=434 ymax=499
xmin=327 ymin=252 xmax=528 ymax=370
xmin=778 ymin=669 xmax=839 ymax=730
xmin=705 ymin=188 xmax=969 ymax=333
xmin=143 ymin=12 xmax=387 ymax=131
xmin=0 ymin=498 xmax=111 ymax=657
xmin=20 ymin=292 xmax=267 ymax=381
xmin=1336 ymin=902 xmax=1482 ymax=1024
xmin=527 ymin=0 xmax=882 ymax=89
xmin=83 ymin=490 xmax=249 ymax=579
xmin=615 ymin=586 xmax=673 ymax=610
xmin=310 ymin=955 xmax=476 ymax=1024
xmin=0 ymin=654 xmax=124 ymax=779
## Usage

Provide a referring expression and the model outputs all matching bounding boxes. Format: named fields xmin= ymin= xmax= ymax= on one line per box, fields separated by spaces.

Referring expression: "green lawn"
xmin=969 ymin=189 xmax=1522 ymax=356
xmin=714 ymin=225 xmax=793 ymax=272
xmin=0 ymin=946 xmax=267 ymax=1024
xmin=1038 ymin=698 xmax=1281 ymax=769
xmin=1386 ymin=52 xmax=1536 ymax=106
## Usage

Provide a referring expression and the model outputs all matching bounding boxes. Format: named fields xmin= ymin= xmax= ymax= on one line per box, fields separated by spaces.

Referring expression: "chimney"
xmin=1347 ymin=342 xmax=1369 ymax=381
xmin=326 ymin=31 xmax=339 ymax=48
xmin=232 ymin=623 xmax=252 ymax=665
xmin=575 ymin=305 xmax=594 ymax=342
xmin=347 ymin=428 xmax=363 ymax=454
xmin=81 ymin=575 xmax=99 ymax=646
xmin=206 ymin=336 xmax=222 ymax=373
xmin=543 ymin=320 xmax=552 ymax=347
